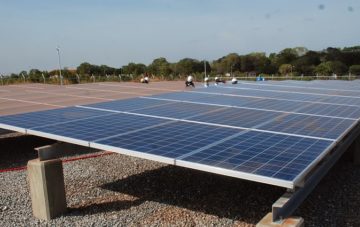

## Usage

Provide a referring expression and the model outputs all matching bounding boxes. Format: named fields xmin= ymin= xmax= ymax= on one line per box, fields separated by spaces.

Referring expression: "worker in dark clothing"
xmin=185 ymin=75 xmax=195 ymax=87
xmin=215 ymin=76 xmax=226 ymax=85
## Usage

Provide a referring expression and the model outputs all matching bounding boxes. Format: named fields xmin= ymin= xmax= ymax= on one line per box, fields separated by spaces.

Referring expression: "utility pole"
xmin=204 ymin=60 xmax=207 ymax=78
xmin=56 ymin=46 xmax=63 ymax=85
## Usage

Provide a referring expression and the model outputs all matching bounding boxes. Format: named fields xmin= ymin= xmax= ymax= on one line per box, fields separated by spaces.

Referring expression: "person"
xmin=215 ymin=76 xmax=225 ymax=85
xmin=141 ymin=74 xmax=149 ymax=83
xmin=256 ymin=75 xmax=265 ymax=81
xmin=144 ymin=75 xmax=149 ymax=83
xmin=185 ymin=75 xmax=195 ymax=87
xmin=204 ymin=76 xmax=209 ymax=87
xmin=231 ymin=77 xmax=238 ymax=84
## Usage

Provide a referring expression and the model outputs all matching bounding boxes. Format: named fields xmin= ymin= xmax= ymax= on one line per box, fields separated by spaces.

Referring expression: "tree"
xmin=148 ymin=57 xmax=172 ymax=77
xmin=292 ymin=51 xmax=321 ymax=75
xmin=122 ymin=63 xmax=146 ymax=76
xmin=248 ymin=52 xmax=269 ymax=73
xmin=349 ymin=65 xmax=360 ymax=75
xmin=28 ymin=69 xmax=42 ymax=82
xmin=176 ymin=58 xmax=203 ymax=75
xmin=212 ymin=53 xmax=241 ymax=74
xmin=77 ymin=62 xmax=93 ymax=75
xmin=240 ymin=55 xmax=254 ymax=72
xmin=278 ymin=64 xmax=293 ymax=75
xmin=314 ymin=61 xmax=347 ymax=76
xmin=274 ymin=48 xmax=298 ymax=66
xmin=324 ymin=47 xmax=343 ymax=62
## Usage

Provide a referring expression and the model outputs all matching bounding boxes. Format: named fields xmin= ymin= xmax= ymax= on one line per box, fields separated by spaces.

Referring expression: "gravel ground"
xmin=0 ymin=133 xmax=359 ymax=227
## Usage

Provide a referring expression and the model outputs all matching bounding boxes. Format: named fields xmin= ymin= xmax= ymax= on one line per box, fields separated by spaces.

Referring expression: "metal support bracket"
xmin=36 ymin=142 xmax=100 ymax=161
xmin=271 ymin=122 xmax=360 ymax=223
xmin=0 ymin=128 xmax=13 ymax=136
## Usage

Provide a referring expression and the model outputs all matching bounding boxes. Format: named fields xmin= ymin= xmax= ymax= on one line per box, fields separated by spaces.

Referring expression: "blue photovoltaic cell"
xmin=130 ymin=102 xmax=223 ymax=119
xmin=228 ymin=83 xmax=360 ymax=97
xmin=296 ymin=103 xmax=360 ymax=119
xmin=257 ymin=114 xmax=355 ymax=139
xmin=193 ymin=95 xmax=260 ymax=108
xmin=238 ymin=98 xmax=303 ymax=112
xmin=181 ymin=130 xmax=332 ymax=181
xmin=31 ymin=113 xmax=171 ymax=142
xmin=198 ymin=87 xmax=360 ymax=106
xmin=0 ymin=107 xmax=110 ymax=129
xmin=150 ymin=92 xmax=214 ymax=101
xmin=86 ymin=97 xmax=173 ymax=112
xmin=319 ymin=96 xmax=360 ymax=107
xmin=188 ymin=108 xmax=281 ymax=129
xmin=155 ymin=91 xmax=360 ymax=119
xmin=96 ymin=121 xmax=242 ymax=159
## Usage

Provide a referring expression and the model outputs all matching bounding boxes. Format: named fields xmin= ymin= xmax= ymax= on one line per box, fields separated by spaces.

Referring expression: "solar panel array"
xmin=1 ymin=80 xmax=360 ymax=189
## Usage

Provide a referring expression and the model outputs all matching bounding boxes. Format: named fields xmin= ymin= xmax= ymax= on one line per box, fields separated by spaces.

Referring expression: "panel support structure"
xmin=0 ymin=128 xmax=12 ymax=135
xmin=36 ymin=142 xmax=99 ymax=161
xmin=349 ymin=136 xmax=360 ymax=165
xmin=28 ymin=142 xmax=100 ymax=220
xmin=27 ymin=158 xmax=67 ymax=220
xmin=259 ymin=122 xmax=360 ymax=225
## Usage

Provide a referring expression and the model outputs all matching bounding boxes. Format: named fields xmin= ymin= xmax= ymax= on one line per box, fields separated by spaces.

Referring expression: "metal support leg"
xmin=258 ymin=122 xmax=360 ymax=226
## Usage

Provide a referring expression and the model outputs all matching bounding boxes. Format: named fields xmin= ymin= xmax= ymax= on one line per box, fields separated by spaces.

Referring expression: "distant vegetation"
xmin=2 ymin=46 xmax=360 ymax=85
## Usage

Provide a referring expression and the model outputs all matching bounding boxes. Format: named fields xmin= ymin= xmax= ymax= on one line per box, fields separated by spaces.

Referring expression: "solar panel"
xmin=0 ymin=107 xmax=111 ymax=132
xmin=257 ymin=114 xmax=355 ymax=140
xmin=195 ymin=86 xmax=360 ymax=107
xmin=85 ymin=97 xmax=174 ymax=112
xmin=150 ymin=92 xmax=360 ymax=119
xmin=188 ymin=107 xmax=281 ymax=129
xmin=29 ymin=113 xmax=171 ymax=142
xmin=178 ymin=130 xmax=332 ymax=181
xmin=231 ymin=82 xmax=360 ymax=97
xmin=94 ymin=121 xmax=242 ymax=159
xmin=0 ymin=80 xmax=359 ymax=189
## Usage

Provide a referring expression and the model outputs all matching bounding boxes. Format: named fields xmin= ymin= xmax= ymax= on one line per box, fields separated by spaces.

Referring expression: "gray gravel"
xmin=0 ymin=134 xmax=359 ymax=226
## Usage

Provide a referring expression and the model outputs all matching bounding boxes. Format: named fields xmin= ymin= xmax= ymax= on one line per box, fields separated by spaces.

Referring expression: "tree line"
xmin=3 ymin=46 xmax=360 ymax=84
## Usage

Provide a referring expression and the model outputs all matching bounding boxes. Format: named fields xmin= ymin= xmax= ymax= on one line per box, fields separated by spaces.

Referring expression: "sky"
xmin=0 ymin=0 xmax=359 ymax=74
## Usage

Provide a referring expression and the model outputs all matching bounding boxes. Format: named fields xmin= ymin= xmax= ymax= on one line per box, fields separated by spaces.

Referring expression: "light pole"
xmin=204 ymin=60 xmax=207 ymax=78
xmin=56 ymin=46 xmax=63 ymax=85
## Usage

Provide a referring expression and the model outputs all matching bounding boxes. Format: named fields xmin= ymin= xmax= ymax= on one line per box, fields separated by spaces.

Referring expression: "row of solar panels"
xmin=0 ymin=81 xmax=359 ymax=189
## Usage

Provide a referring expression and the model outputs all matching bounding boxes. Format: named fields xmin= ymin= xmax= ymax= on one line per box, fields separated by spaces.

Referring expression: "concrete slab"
xmin=27 ymin=159 xmax=67 ymax=220
xmin=256 ymin=213 xmax=304 ymax=227
xmin=0 ymin=82 xmax=186 ymax=116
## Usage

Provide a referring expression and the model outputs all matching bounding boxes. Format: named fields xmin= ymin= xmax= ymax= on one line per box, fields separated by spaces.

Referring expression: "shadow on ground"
xmin=97 ymin=165 xmax=285 ymax=224
xmin=71 ymin=152 xmax=359 ymax=226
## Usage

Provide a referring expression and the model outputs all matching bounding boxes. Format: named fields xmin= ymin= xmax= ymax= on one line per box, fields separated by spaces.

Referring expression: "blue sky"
xmin=0 ymin=0 xmax=359 ymax=74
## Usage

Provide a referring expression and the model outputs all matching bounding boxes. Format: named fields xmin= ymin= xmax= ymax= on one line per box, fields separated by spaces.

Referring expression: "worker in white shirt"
xmin=141 ymin=74 xmax=149 ymax=83
xmin=204 ymin=76 xmax=209 ymax=87
xmin=231 ymin=77 xmax=238 ymax=84
xmin=185 ymin=75 xmax=195 ymax=87
xmin=144 ymin=76 xmax=149 ymax=83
